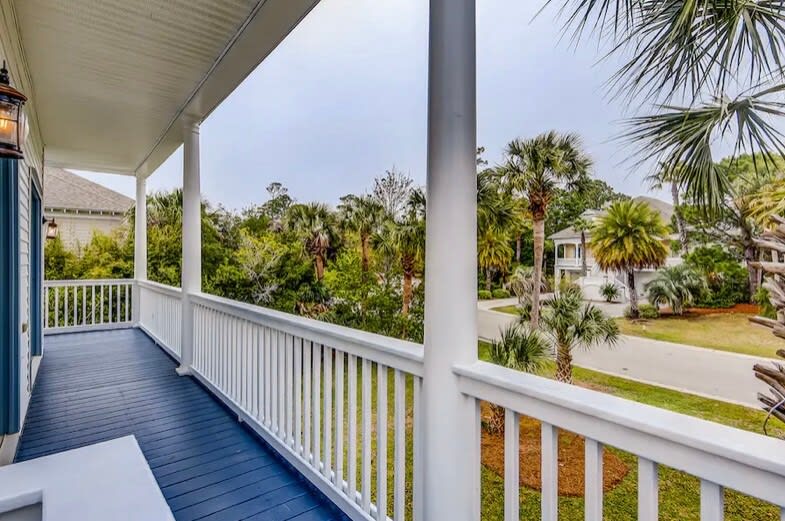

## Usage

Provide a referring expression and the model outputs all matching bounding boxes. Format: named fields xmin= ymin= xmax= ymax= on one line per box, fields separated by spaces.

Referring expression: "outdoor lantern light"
xmin=44 ymin=217 xmax=58 ymax=240
xmin=0 ymin=60 xmax=27 ymax=160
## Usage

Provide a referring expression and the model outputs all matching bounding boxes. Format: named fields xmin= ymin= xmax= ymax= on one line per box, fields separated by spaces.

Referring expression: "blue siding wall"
xmin=0 ymin=158 xmax=20 ymax=434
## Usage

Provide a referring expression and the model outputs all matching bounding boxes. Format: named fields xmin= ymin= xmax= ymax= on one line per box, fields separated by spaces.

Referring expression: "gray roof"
xmin=44 ymin=168 xmax=134 ymax=214
xmin=549 ymin=196 xmax=674 ymax=240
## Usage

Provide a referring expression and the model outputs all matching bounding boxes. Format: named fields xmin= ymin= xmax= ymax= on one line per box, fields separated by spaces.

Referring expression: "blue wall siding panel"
xmin=0 ymin=158 xmax=20 ymax=435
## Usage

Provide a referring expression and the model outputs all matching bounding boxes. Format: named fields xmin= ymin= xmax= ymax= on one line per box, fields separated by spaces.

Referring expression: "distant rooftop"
xmin=549 ymin=195 xmax=674 ymax=240
xmin=44 ymin=168 xmax=134 ymax=214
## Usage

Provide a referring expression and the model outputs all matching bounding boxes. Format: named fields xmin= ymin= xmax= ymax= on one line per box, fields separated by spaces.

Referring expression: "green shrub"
xmin=492 ymin=288 xmax=511 ymax=299
xmin=684 ymin=245 xmax=748 ymax=308
xmin=625 ymin=303 xmax=659 ymax=319
xmin=478 ymin=290 xmax=493 ymax=300
xmin=754 ymin=286 xmax=778 ymax=319
xmin=558 ymin=277 xmax=580 ymax=294
xmin=600 ymin=282 xmax=620 ymax=303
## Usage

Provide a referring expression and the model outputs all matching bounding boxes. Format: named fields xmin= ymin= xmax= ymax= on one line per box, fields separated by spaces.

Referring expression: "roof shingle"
xmin=43 ymin=168 xmax=134 ymax=214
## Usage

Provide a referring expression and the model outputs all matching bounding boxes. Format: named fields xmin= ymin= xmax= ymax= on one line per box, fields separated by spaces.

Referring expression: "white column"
xmin=177 ymin=117 xmax=201 ymax=376
xmin=132 ymin=175 xmax=147 ymax=324
xmin=422 ymin=1 xmax=478 ymax=519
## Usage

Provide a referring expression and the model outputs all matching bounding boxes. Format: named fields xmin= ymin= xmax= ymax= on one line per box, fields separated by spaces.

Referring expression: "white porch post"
xmin=422 ymin=1 xmax=478 ymax=519
xmin=132 ymin=175 xmax=147 ymax=325
xmin=177 ymin=117 xmax=201 ymax=376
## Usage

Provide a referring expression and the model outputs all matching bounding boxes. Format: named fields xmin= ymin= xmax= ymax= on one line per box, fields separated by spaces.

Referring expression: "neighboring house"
xmin=550 ymin=196 xmax=681 ymax=301
xmin=43 ymin=168 xmax=134 ymax=251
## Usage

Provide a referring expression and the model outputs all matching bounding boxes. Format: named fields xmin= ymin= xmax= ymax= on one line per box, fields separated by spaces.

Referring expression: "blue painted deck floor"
xmin=17 ymin=328 xmax=348 ymax=521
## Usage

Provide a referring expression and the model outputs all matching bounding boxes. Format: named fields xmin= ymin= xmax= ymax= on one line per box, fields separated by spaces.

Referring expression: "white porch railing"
xmin=42 ymin=278 xmax=785 ymax=520
xmin=455 ymin=361 xmax=785 ymax=521
xmin=44 ymin=279 xmax=134 ymax=334
xmin=138 ymin=280 xmax=182 ymax=359
xmin=139 ymin=284 xmax=424 ymax=521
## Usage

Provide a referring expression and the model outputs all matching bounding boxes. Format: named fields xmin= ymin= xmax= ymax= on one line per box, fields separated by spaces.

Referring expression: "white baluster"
xmin=271 ymin=328 xmax=279 ymax=434
xmin=108 ymin=284 xmax=112 ymax=323
xmin=286 ymin=334 xmax=294 ymax=447
xmin=82 ymin=286 xmax=86 ymax=326
xmin=323 ymin=346 xmax=333 ymax=479
xmin=304 ymin=340 xmax=312 ymax=463
xmin=638 ymin=458 xmax=659 ymax=521
xmin=64 ymin=286 xmax=68 ymax=327
xmin=377 ymin=363 xmax=388 ymax=520
xmin=348 ymin=354 xmax=358 ymax=502
xmin=278 ymin=331 xmax=286 ymax=438
xmin=313 ymin=342 xmax=321 ymax=467
xmin=393 ymin=369 xmax=406 ymax=521
xmin=361 ymin=358 xmax=372 ymax=513
xmin=72 ymin=285 xmax=76 ymax=325
xmin=700 ymin=480 xmax=723 ymax=521
xmin=541 ymin=422 xmax=558 ymax=521
xmin=335 ymin=351 xmax=345 ymax=488
xmin=584 ymin=439 xmax=603 ymax=521
xmin=294 ymin=337 xmax=303 ymax=455
xmin=504 ymin=409 xmax=520 ymax=521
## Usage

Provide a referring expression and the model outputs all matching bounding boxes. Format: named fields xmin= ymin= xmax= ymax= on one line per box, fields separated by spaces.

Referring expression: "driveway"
xmin=477 ymin=305 xmax=769 ymax=408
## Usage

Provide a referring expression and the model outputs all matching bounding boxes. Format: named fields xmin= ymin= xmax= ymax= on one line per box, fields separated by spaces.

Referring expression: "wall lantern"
xmin=0 ymin=60 xmax=27 ymax=160
xmin=43 ymin=217 xmax=58 ymax=240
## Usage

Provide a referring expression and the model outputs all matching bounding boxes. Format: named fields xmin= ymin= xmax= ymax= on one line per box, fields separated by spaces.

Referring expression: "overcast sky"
xmin=75 ymin=0 xmax=667 ymax=210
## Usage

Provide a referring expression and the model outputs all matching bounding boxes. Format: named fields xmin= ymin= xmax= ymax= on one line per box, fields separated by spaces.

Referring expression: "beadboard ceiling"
xmin=12 ymin=0 xmax=319 ymax=177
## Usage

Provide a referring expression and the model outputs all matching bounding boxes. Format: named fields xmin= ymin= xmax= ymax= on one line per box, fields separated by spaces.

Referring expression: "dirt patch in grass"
xmin=480 ymin=403 xmax=630 ymax=496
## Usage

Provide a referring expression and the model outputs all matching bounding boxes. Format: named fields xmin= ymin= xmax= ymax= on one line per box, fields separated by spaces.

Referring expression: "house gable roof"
xmin=43 ymin=168 xmax=134 ymax=214
xmin=549 ymin=196 xmax=674 ymax=241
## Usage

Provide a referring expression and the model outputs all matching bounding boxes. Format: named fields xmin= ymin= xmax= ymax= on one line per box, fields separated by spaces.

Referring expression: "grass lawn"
xmin=474 ymin=342 xmax=783 ymax=520
xmin=615 ymin=312 xmax=783 ymax=358
xmin=492 ymin=304 xmax=521 ymax=315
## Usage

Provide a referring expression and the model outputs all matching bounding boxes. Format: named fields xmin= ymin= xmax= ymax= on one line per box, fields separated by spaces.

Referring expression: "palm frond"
xmin=623 ymin=85 xmax=785 ymax=213
xmin=550 ymin=0 xmax=785 ymax=101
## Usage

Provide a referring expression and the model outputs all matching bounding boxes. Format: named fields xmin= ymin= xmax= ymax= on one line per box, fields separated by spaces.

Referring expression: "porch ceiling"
xmin=12 ymin=0 xmax=319 ymax=177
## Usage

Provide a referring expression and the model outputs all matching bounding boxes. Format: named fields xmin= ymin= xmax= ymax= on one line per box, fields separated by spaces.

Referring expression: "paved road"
xmin=477 ymin=303 xmax=770 ymax=408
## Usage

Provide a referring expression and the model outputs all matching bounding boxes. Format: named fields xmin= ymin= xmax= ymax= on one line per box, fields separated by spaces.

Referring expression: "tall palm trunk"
xmin=672 ymin=181 xmax=689 ymax=254
xmin=555 ymin=343 xmax=573 ymax=383
xmin=402 ymin=269 xmax=413 ymax=316
xmin=627 ymin=269 xmax=638 ymax=318
xmin=515 ymin=236 xmax=522 ymax=263
xmin=315 ymin=254 xmax=325 ymax=282
xmin=485 ymin=268 xmax=493 ymax=291
xmin=360 ymin=234 xmax=371 ymax=273
xmin=531 ymin=218 xmax=545 ymax=329
xmin=580 ymin=229 xmax=587 ymax=277
xmin=744 ymin=243 xmax=758 ymax=301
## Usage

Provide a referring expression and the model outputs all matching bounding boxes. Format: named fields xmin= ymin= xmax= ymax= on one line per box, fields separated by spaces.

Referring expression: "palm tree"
xmin=647 ymin=164 xmax=689 ymax=254
xmin=338 ymin=195 xmax=385 ymax=273
xmin=285 ymin=203 xmax=339 ymax=282
xmin=478 ymin=227 xmax=513 ymax=291
xmin=485 ymin=324 xmax=549 ymax=432
xmin=645 ymin=265 xmax=706 ymax=316
xmin=590 ymin=200 xmax=670 ymax=318
xmin=552 ymin=1 xmax=785 ymax=213
xmin=536 ymin=286 xmax=619 ymax=383
xmin=374 ymin=196 xmax=425 ymax=316
xmin=501 ymin=131 xmax=593 ymax=328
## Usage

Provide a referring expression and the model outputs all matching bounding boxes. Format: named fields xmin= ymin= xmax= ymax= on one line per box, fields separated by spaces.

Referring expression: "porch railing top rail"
xmin=191 ymin=290 xmax=424 ymax=377
xmin=137 ymin=279 xmax=183 ymax=298
xmin=43 ymin=278 xmax=133 ymax=287
xmin=455 ymin=360 xmax=785 ymax=507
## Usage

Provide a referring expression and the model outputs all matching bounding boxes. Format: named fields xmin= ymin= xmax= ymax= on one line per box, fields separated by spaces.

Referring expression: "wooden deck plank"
xmin=17 ymin=328 xmax=348 ymax=521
